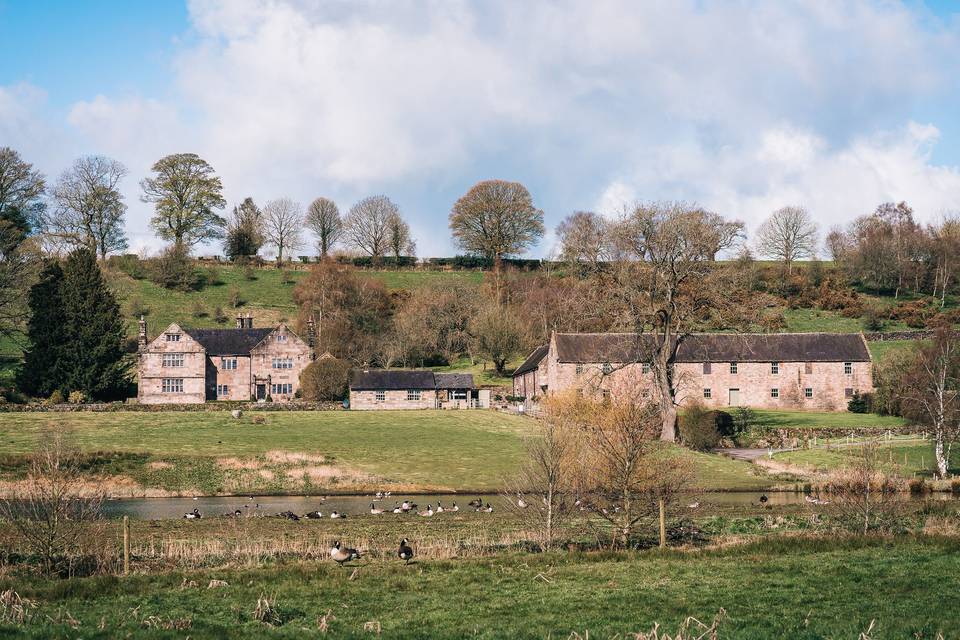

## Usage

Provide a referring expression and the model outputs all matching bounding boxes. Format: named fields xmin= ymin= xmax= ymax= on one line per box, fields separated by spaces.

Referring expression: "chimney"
xmin=306 ymin=315 xmax=316 ymax=355
xmin=236 ymin=314 xmax=244 ymax=329
xmin=246 ymin=313 xmax=254 ymax=329
xmin=137 ymin=315 xmax=147 ymax=351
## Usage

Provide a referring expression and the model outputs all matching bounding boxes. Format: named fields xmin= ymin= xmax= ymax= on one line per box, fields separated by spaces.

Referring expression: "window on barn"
xmin=217 ymin=384 xmax=229 ymax=397
xmin=703 ymin=388 xmax=711 ymax=399
xmin=407 ymin=390 xmax=421 ymax=401
xmin=804 ymin=387 xmax=813 ymax=399
xmin=165 ymin=333 xmax=181 ymax=342
xmin=452 ymin=389 xmax=468 ymax=400
xmin=730 ymin=362 xmax=738 ymax=374
xmin=770 ymin=388 xmax=779 ymax=398
xmin=804 ymin=362 xmax=813 ymax=374
xmin=641 ymin=362 xmax=650 ymax=374
xmin=844 ymin=362 xmax=852 ymax=375
xmin=771 ymin=362 xmax=779 ymax=374
xmin=221 ymin=357 xmax=237 ymax=370
xmin=602 ymin=363 xmax=612 ymax=375
xmin=161 ymin=378 xmax=183 ymax=393
xmin=575 ymin=363 xmax=583 ymax=375
xmin=162 ymin=353 xmax=184 ymax=368
xmin=375 ymin=390 xmax=385 ymax=402
xmin=845 ymin=388 xmax=854 ymax=398
xmin=703 ymin=362 xmax=711 ymax=374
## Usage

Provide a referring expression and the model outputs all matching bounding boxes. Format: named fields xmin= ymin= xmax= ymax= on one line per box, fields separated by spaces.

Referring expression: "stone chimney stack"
xmin=245 ymin=313 xmax=254 ymax=329
xmin=236 ymin=314 xmax=244 ymax=329
xmin=138 ymin=315 xmax=147 ymax=351
xmin=306 ymin=315 xmax=316 ymax=358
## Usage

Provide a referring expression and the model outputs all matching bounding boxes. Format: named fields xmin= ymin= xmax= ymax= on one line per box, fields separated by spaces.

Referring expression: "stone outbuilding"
xmin=513 ymin=332 xmax=873 ymax=411
xmin=137 ymin=314 xmax=313 ymax=404
xmin=349 ymin=370 xmax=490 ymax=410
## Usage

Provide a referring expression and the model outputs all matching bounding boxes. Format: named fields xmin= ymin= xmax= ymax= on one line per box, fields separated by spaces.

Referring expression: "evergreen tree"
xmin=16 ymin=259 xmax=66 ymax=397
xmin=58 ymin=248 xmax=128 ymax=399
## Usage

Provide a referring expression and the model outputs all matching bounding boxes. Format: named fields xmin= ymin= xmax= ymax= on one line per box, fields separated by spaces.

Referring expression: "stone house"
xmin=137 ymin=314 xmax=313 ymax=404
xmin=349 ymin=370 xmax=490 ymax=410
xmin=513 ymin=332 xmax=873 ymax=411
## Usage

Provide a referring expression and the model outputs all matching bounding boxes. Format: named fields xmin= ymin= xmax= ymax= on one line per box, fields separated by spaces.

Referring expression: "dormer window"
xmin=165 ymin=333 xmax=181 ymax=342
xmin=277 ymin=334 xmax=287 ymax=343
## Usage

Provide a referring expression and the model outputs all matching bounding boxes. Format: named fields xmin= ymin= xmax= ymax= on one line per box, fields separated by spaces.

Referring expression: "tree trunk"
xmin=934 ymin=432 xmax=948 ymax=479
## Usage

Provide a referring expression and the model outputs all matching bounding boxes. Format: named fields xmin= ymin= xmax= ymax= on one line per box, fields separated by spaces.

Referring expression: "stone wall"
xmin=138 ymin=324 xmax=206 ymax=404
xmin=209 ymin=355 xmax=253 ymax=401
xmin=250 ymin=327 xmax=312 ymax=401
xmin=350 ymin=389 xmax=438 ymax=410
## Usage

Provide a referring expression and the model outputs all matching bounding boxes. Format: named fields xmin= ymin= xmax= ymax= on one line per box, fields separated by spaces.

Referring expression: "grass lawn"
xmin=869 ymin=338 xmax=921 ymax=363
xmin=776 ymin=441 xmax=960 ymax=477
xmin=429 ymin=355 xmax=522 ymax=387
xmin=781 ymin=308 xmax=867 ymax=333
xmin=746 ymin=409 xmax=909 ymax=430
xmin=358 ymin=269 xmax=484 ymax=290
xmin=2 ymin=537 xmax=958 ymax=638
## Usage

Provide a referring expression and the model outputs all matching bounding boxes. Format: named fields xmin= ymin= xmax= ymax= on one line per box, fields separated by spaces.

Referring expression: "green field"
xmin=746 ymin=409 xmax=908 ymax=430
xmin=2 ymin=537 xmax=958 ymax=638
xmin=776 ymin=441 xmax=960 ymax=477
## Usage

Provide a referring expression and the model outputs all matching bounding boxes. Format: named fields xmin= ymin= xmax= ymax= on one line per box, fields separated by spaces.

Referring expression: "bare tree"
xmin=343 ymin=195 xmax=399 ymax=258
xmin=140 ymin=153 xmax=227 ymax=249
xmin=755 ymin=206 xmax=819 ymax=275
xmin=606 ymin=202 xmax=745 ymax=440
xmin=825 ymin=225 xmax=850 ymax=263
xmin=471 ymin=304 xmax=526 ymax=376
xmin=449 ymin=180 xmax=544 ymax=264
xmin=555 ymin=211 xmax=609 ymax=269
xmin=930 ymin=214 xmax=960 ymax=308
xmin=0 ymin=428 xmax=105 ymax=575
xmin=306 ymin=197 xmax=342 ymax=258
xmin=263 ymin=197 xmax=304 ymax=265
xmin=822 ymin=440 xmax=905 ymax=534
xmin=387 ymin=211 xmax=416 ymax=264
xmin=46 ymin=156 xmax=128 ymax=260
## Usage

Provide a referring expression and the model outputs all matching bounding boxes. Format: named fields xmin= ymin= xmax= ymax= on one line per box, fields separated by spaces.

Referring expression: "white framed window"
xmin=730 ymin=362 xmax=738 ymax=374
xmin=452 ymin=389 xmax=468 ymax=400
xmin=270 ymin=383 xmax=293 ymax=395
xmin=375 ymin=390 xmax=386 ymax=402
xmin=771 ymin=388 xmax=779 ymax=398
xmin=641 ymin=362 xmax=650 ymax=374
xmin=272 ymin=358 xmax=293 ymax=369
xmin=844 ymin=362 xmax=852 ymax=375
xmin=162 ymin=353 xmax=184 ymax=368
xmin=703 ymin=388 xmax=712 ymax=399
xmin=217 ymin=384 xmax=229 ymax=397
xmin=161 ymin=378 xmax=183 ymax=393
xmin=221 ymin=357 xmax=237 ymax=370
xmin=602 ymin=362 xmax=612 ymax=375
xmin=165 ymin=333 xmax=181 ymax=342
xmin=804 ymin=387 xmax=813 ymax=399
xmin=771 ymin=362 xmax=779 ymax=374
xmin=277 ymin=334 xmax=287 ymax=343
xmin=575 ymin=363 xmax=583 ymax=375
xmin=407 ymin=389 xmax=421 ymax=401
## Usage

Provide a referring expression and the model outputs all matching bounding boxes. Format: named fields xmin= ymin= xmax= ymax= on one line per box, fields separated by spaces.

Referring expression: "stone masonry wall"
xmin=138 ymin=324 xmax=206 ymax=404
xmin=250 ymin=327 xmax=312 ymax=401
xmin=350 ymin=389 xmax=439 ymax=410
xmin=209 ymin=355 xmax=253 ymax=401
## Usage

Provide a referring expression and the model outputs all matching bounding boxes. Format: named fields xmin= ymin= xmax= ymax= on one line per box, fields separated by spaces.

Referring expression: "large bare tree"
xmin=140 ymin=153 xmax=227 ymax=249
xmin=343 ymin=195 xmax=399 ymax=258
xmin=387 ymin=211 xmax=416 ymax=263
xmin=449 ymin=180 xmax=544 ymax=264
xmin=755 ymin=206 xmax=818 ymax=275
xmin=555 ymin=211 xmax=609 ymax=269
xmin=46 ymin=156 xmax=128 ymax=260
xmin=306 ymin=197 xmax=342 ymax=258
xmin=606 ymin=201 xmax=745 ymax=441
xmin=262 ymin=197 xmax=304 ymax=265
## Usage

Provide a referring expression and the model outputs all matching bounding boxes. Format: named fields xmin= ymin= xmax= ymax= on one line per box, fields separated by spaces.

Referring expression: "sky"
xmin=1 ymin=0 xmax=959 ymax=258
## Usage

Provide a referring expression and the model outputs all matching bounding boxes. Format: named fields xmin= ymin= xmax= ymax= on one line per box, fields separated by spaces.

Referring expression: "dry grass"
xmin=146 ymin=461 xmax=173 ymax=470
xmin=265 ymin=450 xmax=326 ymax=465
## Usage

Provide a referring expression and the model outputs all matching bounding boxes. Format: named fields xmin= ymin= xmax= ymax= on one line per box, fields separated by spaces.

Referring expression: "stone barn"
xmin=349 ymin=370 xmax=490 ymax=410
xmin=137 ymin=314 xmax=313 ymax=404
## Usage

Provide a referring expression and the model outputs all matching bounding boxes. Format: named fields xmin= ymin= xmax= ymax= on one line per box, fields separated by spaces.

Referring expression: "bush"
xmin=205 ymin=266 xmax=223 ymax=286
xmin=847 ymin=391 xmax=872 ymax=414
xmin=300 ymin=357 xmax=351 ymax=401
xmin=191 ymin=300 xmax=208 ymax=319
xmin=243 ymin=265 xmax=257 ymax=281
xmin=127 ymin=297 xmax=149 ymax=319
xmin=67 ymin=390 xmax=86 ymax=405
xmin=281 ymin=270 xmax=294 ymax=285
xmin=732 ymin=406 xmax=756 ymax=435
xmin=679 ymin=402 xmax=721 ymax=451
xmin=107 ymin=254 xmax=145 ymax=279
xmin=228 ymin=287 xmax=244 ymax=308
xmin=46 ymin=389 xmax=65 ymax=405
xmin=298 ymin=256 xmax=311 ymax=263
xmin=148 ymin=245 xmax=200 ymax=291
xmin=213 ymin=306 xmax=228 ymax=324
xmin=862 ymin=305 xmax=886 ymax=331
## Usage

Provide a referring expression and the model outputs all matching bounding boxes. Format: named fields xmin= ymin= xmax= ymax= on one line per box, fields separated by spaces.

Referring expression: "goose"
xmin=330 ymin=541 xmax=360 ymax=565
xmin=400 ymin=500 xmax=412 ymax=512
xmin=183 ymin=508 xmax=201 ymax=520
xmin=233 ymin=509 xmax=243 ymax=517
xmin=483 ymin=503 xmax=494 ymax=513
xmin=304 ymin=510 xmax=324 ymax=519
xmin=418 ymin=504 xmax=434 ymax=517
xmin=330 ymin=511 xmax=346 ymax=519
xmin=376 ymin=491 xmax=384 ymax=499
xmin=370 ymin=503 xmax=385 ymax=515
xmin=759 ymin=494 xmax=769 ymax=504
xmin=435 ymin=501 xmax=445 ymax=514
xmin=279 ymin=510 xmax=300 ymax=521
xmin=384 ymin=491 xmax=392 ymax=497
xmin=467 ymin=498 xmax=482 ymax=508
xmin=450 ymin=502 xmax=459 ymax=512
xmin=516 ymin=493 xmax=528 ymax=509
xmin=397 ymin=538 xmax=414 ymax=565
xmin=803 ymin=494 xmax=818 ymax=504
xmin=687 ymin=501 xmax=700 ymax=509
xmin=392 ymin=502 xmax=402 ymax=514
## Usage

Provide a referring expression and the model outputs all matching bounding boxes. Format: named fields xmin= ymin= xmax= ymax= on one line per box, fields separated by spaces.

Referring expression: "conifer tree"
xmin=17 ymin=259 xmax=66 ymax=397
xmin=58 ymin=248 xmax=128 ymax=399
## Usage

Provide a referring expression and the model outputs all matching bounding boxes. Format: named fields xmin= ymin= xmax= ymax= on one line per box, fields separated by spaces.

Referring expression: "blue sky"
xmin=1 ymin=0 xmax=959 ymax=258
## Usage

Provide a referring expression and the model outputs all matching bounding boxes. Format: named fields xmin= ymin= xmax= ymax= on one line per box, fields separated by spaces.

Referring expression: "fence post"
xmin=658 ymin=498 xmax=666 ymax=549
xmin=123 ymin=515 xmax=130 ymax=576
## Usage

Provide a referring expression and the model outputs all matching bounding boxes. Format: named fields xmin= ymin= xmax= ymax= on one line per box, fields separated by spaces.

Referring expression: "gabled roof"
xmin=514 ymin=344 xmax=549 ymax=376
xmin=182 ymin=327 xmax=273 ymax=356
xmin=552 ymin=332 xmax=870 ymax=364
xmin=350 ymin=370 xmax=475 ymax=391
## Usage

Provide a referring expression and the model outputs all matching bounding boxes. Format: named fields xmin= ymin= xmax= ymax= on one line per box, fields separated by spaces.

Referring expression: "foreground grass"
xmin=2 ymin=537 xmax=958 ymax=638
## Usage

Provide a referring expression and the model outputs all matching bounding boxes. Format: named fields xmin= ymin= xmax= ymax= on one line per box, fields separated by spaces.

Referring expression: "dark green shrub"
xmin=732 ymin=406 xmax=756 ymax=435
xmin=847 ymin=392 xmax=872 ymax=413
xmin=679 ymin=402 xmax=721 ymax=451
xmin=228 ymin=287 xmax=244 ymax=308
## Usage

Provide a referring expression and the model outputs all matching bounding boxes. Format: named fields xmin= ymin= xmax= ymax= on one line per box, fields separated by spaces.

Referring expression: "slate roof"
xmin=552 ymin=332 xmax=870 ymax=364
xmin=182 ymin=327 xmax=273 ymax=355
xmin=514 ymin=344 xmax=549 ymax=376
xmin=350 ymin=370 xmax=475 ymax=391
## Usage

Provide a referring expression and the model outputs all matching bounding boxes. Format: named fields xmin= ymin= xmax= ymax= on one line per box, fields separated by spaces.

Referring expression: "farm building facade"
xmin=350 ymin=370 xmax=490 ymax=410
xmin=513 ymin=332 xmax=873 ymax=411
xmin=137 ymin=315 xmax=313 ymax=404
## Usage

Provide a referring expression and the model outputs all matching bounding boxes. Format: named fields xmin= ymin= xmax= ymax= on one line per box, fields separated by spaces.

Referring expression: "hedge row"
xmin=0 ymin=401 xmax=344 ymax=413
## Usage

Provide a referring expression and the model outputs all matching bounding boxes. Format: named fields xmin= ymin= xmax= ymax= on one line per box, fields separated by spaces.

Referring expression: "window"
xmin=844 ymin=362 xmax=852 ymax=375
xmin=770 ymin=388 xmax=779 ymax=398
xmin=217 ymin=384 xmax=229 ymax=398
xmin=452 ymin=389 xmax=468 ymax=400
xmin=277 ymin=334 xmax=287 ymax=343
xmin=601 ymin=389 xmax=611 ymax=400
xmin=165 ymin=333 xmax=181 ymax=342
xmin=575 ymin=363 xmax=583 ymax=375
xmin=272 ymin=358 xmax=293 ymax=369
xmin=375 ymin=390 xmax=385 ymax=402
xmin=804 ymin=362 xmax=813 ymax=374
xmin=845 ymin=388 xmax=854 ymax=398
xmin=770 ymin=362 xmax=779 ymax=374
xmin=703 ymin=362 xmax=711 ymax=375
xmin=221 ymin=357 xmax=237 ymax=370
xmin=602 ymin=362 xmax=612 ymax=375
xmin=703 ymin=388 xmax=712 ymax=399
xmin=407 ymin=389 xmax=421 ymax=401
xmin=161 ymin=378 xmax=183 ymax=393
xmin=804 ymin=387 xmax=813 ymax=399
xmin=162 ymin=353 xmax=184 ymax=368
xmin=641 ymin=362 xmax=650 ymax=374
xmin=271 ymin=383 xmax=293 ymax=395
xmin=730 ymin=362 xmax=738 ymax=374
